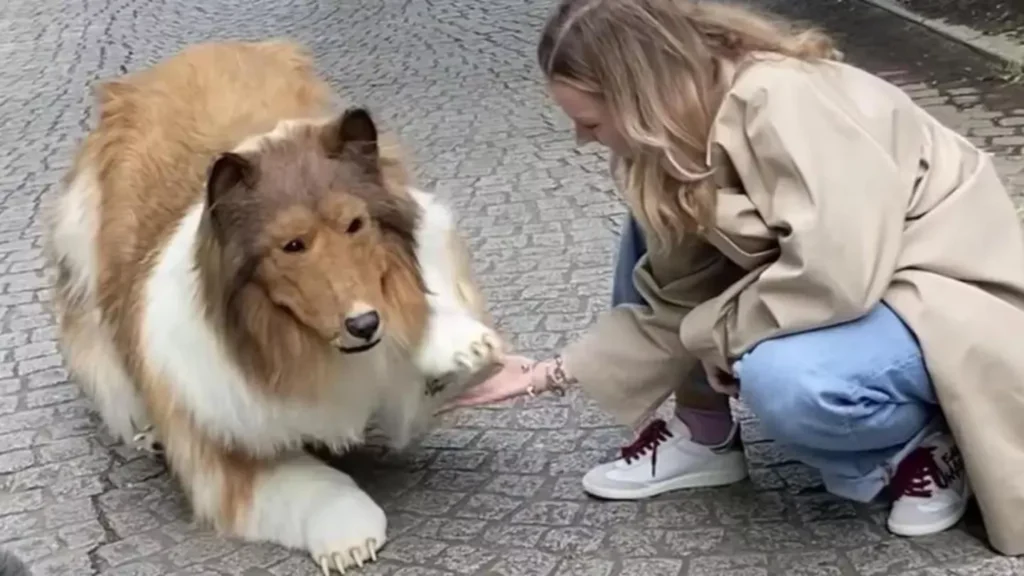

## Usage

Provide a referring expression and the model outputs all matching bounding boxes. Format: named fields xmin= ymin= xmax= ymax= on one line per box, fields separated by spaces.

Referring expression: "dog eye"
xmin=346 ymin=217 xmax=364 ymax=234
xmin=282 ymin=239 xmax=306 ymax=253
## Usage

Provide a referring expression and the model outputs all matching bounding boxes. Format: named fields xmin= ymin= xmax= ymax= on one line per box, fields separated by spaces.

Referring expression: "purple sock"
xmin=676 ymin=407 xmax=734 ymax=446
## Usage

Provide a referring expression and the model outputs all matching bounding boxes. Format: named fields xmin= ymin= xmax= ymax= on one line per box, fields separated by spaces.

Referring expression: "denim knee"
xmin=735 ymin=311 xmax=935 ymax=453
xmin=735 ymin=339 xmax=845 ymax=446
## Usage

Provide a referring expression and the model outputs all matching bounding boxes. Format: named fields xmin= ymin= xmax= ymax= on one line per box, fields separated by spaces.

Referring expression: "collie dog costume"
xmin=45 ymin=40 xmax=502 ymax=574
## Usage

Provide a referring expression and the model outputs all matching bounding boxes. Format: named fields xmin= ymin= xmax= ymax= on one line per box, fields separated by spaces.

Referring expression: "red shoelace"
xmin=889 ymin=446 xmax=948 ymax=498
xmin=620 ymin=418 xmax=673 ymax=477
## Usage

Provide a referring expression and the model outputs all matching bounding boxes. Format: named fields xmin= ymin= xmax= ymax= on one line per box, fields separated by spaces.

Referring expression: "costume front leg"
xmin=243 ymin=454 xmax=387 ymax=574
xmin=166 ymin=426 xmax=387 ymax=575
xmin=408 ymin=188 xmax=502 ymax=388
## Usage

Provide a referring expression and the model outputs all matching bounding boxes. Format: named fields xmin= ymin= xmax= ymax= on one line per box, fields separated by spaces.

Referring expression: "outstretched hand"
xmin=438 ymin=354 xmax=542 ymax=412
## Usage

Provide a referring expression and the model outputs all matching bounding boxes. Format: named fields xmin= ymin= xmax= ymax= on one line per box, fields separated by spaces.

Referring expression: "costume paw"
xmin=416 ymin=310 xmax=502 ymax=386
xmin=131 ymin=425 xmax=163 ymax=455
xmin=307 ymin=486 xmax=387 ymax=575
xmin=314 ymin=538 xmax=380 ymax=575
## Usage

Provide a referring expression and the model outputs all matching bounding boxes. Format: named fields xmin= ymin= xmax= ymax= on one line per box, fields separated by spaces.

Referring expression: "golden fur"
xmin=46 ymin=40 xmax=498 ymax=571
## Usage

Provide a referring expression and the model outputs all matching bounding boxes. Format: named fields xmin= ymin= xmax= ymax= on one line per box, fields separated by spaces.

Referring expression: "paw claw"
xmin=469 ymin=340 xmax=488 ymax=359
xmin=454 ymin=351 xmax=473 ymax=370
xmin=349 ymin=547 xmax=364 ymax=567
xmin=450 ymin=328 xmax=501 ymax=374
xmin=330 ymin=553 xmax=344 ymax=574
xmin=483 ymin=332 xmax=502 ymax=354
xmin=417 ymin=311 xmax=503 ymax=384
xmin=317 ymin=538 xmax=381 ymax=574
xmin=131 ymin=429 xmax=164 ymax=455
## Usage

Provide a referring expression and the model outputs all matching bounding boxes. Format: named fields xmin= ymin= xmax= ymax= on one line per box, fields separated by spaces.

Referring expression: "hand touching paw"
xmin=416 ymin=310 xmax=503 ymax=385
xmin=437 ymin=354 xmax=541 ymax=411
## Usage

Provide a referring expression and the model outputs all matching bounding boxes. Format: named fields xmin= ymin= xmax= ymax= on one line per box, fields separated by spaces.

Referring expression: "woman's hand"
xmin=702 ymin=358 xmax=740 ymax=397
xmin=439 ymin=353 xmax=580 ymax=412
xmin=438 ymin=354 xmax=545 ymax=412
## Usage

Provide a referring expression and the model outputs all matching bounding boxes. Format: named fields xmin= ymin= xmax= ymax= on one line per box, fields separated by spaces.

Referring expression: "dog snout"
xmin=344 ymin=310 xmax=380 ymax=341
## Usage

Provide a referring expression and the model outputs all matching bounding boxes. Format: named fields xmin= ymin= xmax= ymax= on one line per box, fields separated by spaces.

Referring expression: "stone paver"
xmin=1 ymin=0 xmax=1024 ymax=574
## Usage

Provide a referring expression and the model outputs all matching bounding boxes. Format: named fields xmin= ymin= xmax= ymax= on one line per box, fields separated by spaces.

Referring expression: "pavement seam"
xmin=855 ymin=0 xmax=1024 ymax=67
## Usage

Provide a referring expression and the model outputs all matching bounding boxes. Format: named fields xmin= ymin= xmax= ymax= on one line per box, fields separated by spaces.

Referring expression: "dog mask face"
xmin=205 ymin=109 xmax=419 ymax=353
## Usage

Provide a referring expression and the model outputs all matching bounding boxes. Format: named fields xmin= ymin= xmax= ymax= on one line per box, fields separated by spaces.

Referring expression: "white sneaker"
xmin=581 ymin=416 xmax=748 ymax=500
xmin=887 ymin=432 xmax=971 ymax=537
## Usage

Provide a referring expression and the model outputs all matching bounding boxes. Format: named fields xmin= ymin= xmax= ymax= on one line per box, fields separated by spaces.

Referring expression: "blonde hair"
xmin=537 ymin=0 xmax=839 ymax=246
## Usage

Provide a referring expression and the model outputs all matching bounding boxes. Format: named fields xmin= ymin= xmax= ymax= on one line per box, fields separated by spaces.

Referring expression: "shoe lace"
xmin=620 ymin=418 xmax=673 ymax=477
xmin=889 ymin=446 xmax=948 ymax=499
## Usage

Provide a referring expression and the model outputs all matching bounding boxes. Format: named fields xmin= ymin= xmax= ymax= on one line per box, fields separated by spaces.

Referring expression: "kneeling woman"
xmin=450 ymin=0 xmax=1024 ymax=555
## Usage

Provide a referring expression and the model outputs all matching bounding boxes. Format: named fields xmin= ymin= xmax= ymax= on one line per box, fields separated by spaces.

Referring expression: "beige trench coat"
xmin=562 ymin=54 xmax=1024 ymax=555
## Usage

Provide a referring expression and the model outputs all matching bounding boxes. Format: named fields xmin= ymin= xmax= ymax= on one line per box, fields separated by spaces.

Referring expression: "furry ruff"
xmin=44 ymin=39 xmax=502 ymax=574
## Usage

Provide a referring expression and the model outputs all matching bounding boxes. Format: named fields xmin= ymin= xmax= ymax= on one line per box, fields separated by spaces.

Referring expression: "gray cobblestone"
xmin=2 ymin=0 xmax=1024 ymax=574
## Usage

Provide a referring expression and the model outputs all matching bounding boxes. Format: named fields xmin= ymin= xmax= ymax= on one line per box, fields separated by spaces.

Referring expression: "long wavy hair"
xmin=538 ymin=0 xmax=839 ymax=246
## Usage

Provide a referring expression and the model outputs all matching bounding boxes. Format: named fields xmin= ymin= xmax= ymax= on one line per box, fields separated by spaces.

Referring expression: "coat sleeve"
xmin=562 ymin=233 xmax=742 ymax=426
xmin=683 ymin=67 xmax=912 ymax=368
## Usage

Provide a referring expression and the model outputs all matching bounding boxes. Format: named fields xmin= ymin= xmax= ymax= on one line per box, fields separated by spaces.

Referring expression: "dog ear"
xmin=206 ymin=152 xmax=255 ymax=232
xmin=207 ymin=153 xmax=252 ymax=204
xmin=322 ymin=108 xmax=379 ymax=160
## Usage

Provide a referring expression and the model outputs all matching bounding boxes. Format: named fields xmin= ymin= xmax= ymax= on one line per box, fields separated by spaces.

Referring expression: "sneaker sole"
xmin=887 ymin=482 xmax=972 ymax=537
xmin=581 ymin=460 xmax=749 ymax=500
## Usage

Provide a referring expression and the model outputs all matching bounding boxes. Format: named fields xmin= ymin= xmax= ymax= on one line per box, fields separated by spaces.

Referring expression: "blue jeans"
xmin=612 ymin=216 xmax=941 ymax=502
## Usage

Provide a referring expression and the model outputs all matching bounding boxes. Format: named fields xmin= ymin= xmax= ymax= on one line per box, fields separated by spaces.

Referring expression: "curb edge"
xmin=855 ymin=0 xmax=1024 ymax=67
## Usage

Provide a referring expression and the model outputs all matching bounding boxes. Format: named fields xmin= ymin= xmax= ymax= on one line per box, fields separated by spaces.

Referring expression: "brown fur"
xmin=196 ymin=114 xmax=428 ymax=399
xmin=72 ymin=41 xmax=427 ymax=394
xmin=48 ymin=40 xmax=454 ymax=537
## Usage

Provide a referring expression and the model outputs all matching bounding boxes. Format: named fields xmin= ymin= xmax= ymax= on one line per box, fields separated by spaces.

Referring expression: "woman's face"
xmin=548 ymin=81 xmax=631 ymax=158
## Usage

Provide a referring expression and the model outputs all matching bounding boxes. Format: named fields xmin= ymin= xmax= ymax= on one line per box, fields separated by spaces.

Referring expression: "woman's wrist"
xmin=526 ymin=354 xmax=578 ymax=396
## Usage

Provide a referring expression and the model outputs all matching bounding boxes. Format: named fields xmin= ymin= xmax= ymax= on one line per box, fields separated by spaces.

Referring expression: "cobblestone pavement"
xmin=2 ymin=0 xmax=1024 ymax=574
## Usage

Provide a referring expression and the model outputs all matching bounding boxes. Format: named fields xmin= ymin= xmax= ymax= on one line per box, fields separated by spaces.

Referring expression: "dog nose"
xmin=344 ymin=311 xmax=380 ymax=341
